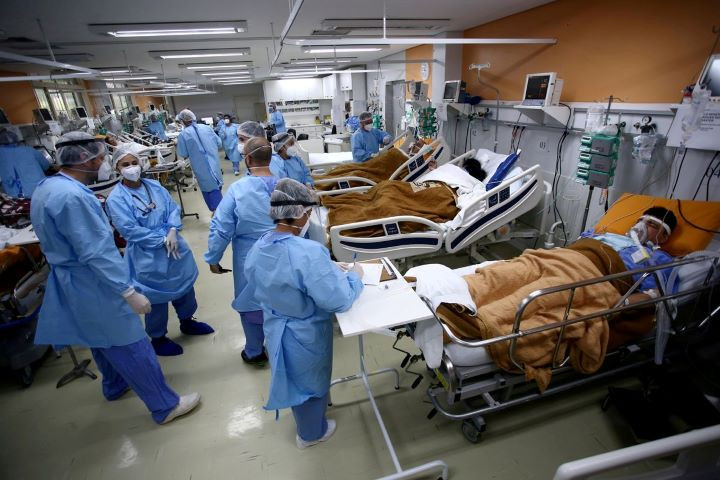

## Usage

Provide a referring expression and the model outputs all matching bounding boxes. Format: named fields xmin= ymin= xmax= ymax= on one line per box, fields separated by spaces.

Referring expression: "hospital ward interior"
xmin=2 ymin=0 xmax=720 ymax=478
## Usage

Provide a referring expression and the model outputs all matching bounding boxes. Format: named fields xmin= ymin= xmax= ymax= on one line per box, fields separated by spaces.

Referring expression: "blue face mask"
xmin=268 ymin=107 xmax=274 ymax=113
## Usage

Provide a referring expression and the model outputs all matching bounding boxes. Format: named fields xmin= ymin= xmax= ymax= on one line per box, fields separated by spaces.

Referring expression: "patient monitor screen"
xmin=75 ymin=107 xmax=88 ymax=118
xmin=701 ymin=55 xmax=720 ymax=98
xmin=523 ymin=75 xmax=552 ymax=105
xmin=443 ymin=81 xmax=459 ymax=102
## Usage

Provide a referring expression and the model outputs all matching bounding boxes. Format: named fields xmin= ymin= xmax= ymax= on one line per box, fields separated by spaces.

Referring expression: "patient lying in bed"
xmin=314 ymin=146 xmax=430 ymax=191
xmin=436 ymin=207 xmax=680 ymax=391
xmin=321 ymin=160 xmax=487 ymax=237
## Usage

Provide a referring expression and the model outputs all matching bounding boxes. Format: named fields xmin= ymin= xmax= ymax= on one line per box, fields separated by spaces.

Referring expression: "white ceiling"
xmin=0 ymin=0 xmax=552 ymax=88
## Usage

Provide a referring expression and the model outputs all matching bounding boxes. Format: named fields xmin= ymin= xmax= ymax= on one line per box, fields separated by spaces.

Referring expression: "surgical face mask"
xmin=121 ymin=165 xmax=142 ymax=182
xmin=363 ymin=123 xmax=372 ymax=132
xmin=268 ymin=107 xmax=274 ymax=113
xmin=237 ymin=140 xmax=245 ymax=153
xmin=299 ymin=218 xmax=310 ymax=238
xmin=224 ymin=119 xmax=230 ymax=125
xmin=286 ymin=146 xmax=300 ymax=157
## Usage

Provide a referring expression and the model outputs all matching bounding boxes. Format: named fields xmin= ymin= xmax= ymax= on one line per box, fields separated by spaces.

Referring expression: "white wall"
xmin=443 ymin=102 xmax=719 ymax=246
xmin=169 ymin=83 xmax=265 ymax=123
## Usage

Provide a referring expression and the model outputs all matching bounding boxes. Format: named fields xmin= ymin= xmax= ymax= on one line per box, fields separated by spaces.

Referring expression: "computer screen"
xmin=36 ymin=108 xmax=53 ymax=122
xmin=0 ymin=108 xmax=8 ymax=124
xmin=524 ymin=74 xmax=551 ymax=103
xmin=201 ymin=117 xmax=214 ymax=125
xmin=443 ymin=81 xmax=460 ymax=102
xmin=75 ymin=106 xmax=88 ymax=118
xmin=134 ymin=106 xmax=141 ymax=113
xmin=104 ymin=105 xmax=112 ymax=114
xmin=700 ymin=54 xmax=720 ymax=98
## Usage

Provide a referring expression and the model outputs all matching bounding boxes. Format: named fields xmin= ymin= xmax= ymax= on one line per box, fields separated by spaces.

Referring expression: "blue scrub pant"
xmin=240 ymin=310 xmax=264 ymax=357
xmin=292 ymin=393 xmax=330 ymax=442
xmin=201 ymin=189 xmax=223 ymax=211
xmin=145 ymin=287 xmax=198 ymax=339
xmin=91 ymin=338 xmax=180 ymax=423
xmin=228 ymin=149 xmax=241 ymax=173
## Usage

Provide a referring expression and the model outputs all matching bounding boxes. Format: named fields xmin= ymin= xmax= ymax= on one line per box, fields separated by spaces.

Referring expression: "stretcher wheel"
xmin=461 ymin=419 xmax=483 ymax=444
xmin=16 ymin=365 xmax=34 ymax=388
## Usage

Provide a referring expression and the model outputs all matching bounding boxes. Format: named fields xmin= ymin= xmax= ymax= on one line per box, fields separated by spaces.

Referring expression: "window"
xmin=32 ymin=80 xmax=88 ymax=119
xmin=106 ymin=81 xmax=133 ymax=114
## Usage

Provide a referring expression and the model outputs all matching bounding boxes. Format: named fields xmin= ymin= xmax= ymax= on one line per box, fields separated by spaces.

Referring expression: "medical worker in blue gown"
xmin=147 ymin=112 xmax=168 ymax=142
xmin=351 ymin=111 xmax=391 ymax=163
xmin=218 ymin=114 xmax=241 ymax=176
xmin=244 ymin=178 xmax=364 ymax=449
xmin=270 ymin=132 xmax=314 ymax=187
xmin=268 ymin=103 xmax=286 ymax=134
xmin=205 ymin=137 xmax=278 ymax=365
xmin=30 ymin=131 xmax=200 ymax=424
xmin=0 ymin=129 xmax=51 ymax=198
xmin=176 ymin=109 xmax=224 ymax=212
xmin=106 ymin=145 xmax=214 ymax=357
xmin=237 ymin=121 xmax=266 ymax=176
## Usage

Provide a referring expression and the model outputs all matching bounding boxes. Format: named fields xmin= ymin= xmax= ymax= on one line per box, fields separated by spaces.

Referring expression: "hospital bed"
xmin=308 ymin=151 xmax=549 ymax=263
xmin=312 ymin=138 xmax=451 ymax=193
xmin=396 ymin=250 xmax=720 ymax=443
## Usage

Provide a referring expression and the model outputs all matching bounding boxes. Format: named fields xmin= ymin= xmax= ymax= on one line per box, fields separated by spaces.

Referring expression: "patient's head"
xmin=633 ymin=207 xmax=677 ymax=245
xmin=463 ymin=158 xmax=487 ymax=182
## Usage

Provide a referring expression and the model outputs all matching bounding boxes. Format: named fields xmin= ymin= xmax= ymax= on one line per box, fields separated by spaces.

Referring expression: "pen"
xmin=349 ymin=252 xmax=358 ymax=270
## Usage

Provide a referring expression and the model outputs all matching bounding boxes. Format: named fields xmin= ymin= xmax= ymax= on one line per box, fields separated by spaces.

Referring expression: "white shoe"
xmin=296 ymin=419 xmax=336 ymax=449
xmin=161 ymin=392 xmax=201 ymax=424
xmin=234 ymin=171 xmax=240 ymax=176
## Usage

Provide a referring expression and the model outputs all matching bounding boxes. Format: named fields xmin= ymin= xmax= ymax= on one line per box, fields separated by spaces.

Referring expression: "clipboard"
xmin=359 ymin=258 xmax=397 ymax=282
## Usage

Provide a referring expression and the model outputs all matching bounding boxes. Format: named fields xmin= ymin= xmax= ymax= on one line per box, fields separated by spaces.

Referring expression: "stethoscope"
xmin=129 ymin=180 xmax=157 ymax=216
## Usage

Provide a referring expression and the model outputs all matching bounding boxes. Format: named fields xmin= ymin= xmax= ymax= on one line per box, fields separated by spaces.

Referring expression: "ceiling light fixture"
xmin=289 ymin=59 xmax=352 ymax=65
xmin=301 ymin=47 xmax=384 ymax=53
xmin=150 ymin=48 xmax=250 ymax=60
xmin=201 ymin=71 xmax=253 ymax=76
xmin=214 ymin=76 xmax=253 ymax=81
xmin=89 ymin=21 xmax=247 ymax=38
xmin=216 ymin=81 xmax=254 ymax=85
xmin=184 ymin=64 xmax=251 ymax=70
xmin=283 ymin=67 xmax=333 ymax=72
xmin=100 ymin=76 xmax=157 ymax=81
xmin=99 ymin=69 xmax=131 ymax=74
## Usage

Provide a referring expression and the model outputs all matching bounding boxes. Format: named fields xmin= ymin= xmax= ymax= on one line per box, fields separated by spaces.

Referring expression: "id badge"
xmin=631 ymin=247 xmax=650 ymax=264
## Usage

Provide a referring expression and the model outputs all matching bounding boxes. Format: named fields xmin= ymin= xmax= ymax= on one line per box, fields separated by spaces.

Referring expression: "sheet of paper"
xmin=361 ymin=263 xmax=384 ymax=286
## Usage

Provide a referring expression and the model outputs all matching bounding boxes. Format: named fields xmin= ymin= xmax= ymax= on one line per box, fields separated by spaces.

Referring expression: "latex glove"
xmin=350 ymin=262 xmax=364 ymax=279
xmin=382 ymin=135 xmax=391 ymax=145
xmin=210 ymin=263 xmax=231 ymax=274
xmin=122 ymin=289 xmax=152 ymax=314
xmin=165 ymin=228 xmax=179 ymax=259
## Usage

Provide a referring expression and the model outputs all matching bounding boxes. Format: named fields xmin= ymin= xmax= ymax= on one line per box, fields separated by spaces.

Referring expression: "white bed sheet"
xmin=309 ymin=151 xmax=354 ymax=166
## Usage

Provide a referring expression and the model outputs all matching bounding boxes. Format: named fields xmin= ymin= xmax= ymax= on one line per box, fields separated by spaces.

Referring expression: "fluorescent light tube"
xmin=303 ymin=47 xmax=382 ymax=53
xmin=109 ymin=28 xmax=241 ymax=37
xmin=201 ymin=71 xmax=252 ymax=76
xmin=100 ymin=76 xmax=157 ymax=81
xmin=186 ymin=64 xmax=251 ymax=70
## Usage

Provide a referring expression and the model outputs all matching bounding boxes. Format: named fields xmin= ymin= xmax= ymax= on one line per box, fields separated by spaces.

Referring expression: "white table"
xmin=334 ymin=258 xmax=448 ymax=480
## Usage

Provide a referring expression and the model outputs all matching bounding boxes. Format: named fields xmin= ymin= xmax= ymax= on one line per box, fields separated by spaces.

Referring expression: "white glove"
xmin=122 ymin=289 xmax=152 ymax=314
xmin=164 ymin=227 xmax=180 ymax=259
xmin=350 ymin=263 xmax=364 ymax=279
xmin=382 ymin=135 xmax=391 ymax=145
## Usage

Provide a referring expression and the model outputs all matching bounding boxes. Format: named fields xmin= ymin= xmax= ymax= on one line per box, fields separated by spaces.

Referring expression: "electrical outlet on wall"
xmin=538 ymin=136 xmax=550 ymax=152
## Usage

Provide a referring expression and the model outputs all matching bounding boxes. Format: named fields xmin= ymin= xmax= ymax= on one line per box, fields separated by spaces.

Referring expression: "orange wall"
xmin=0 ymin=74 xmax=38 ymax=123
xmin=462 ymin=0 xmax=720 ymax=103
xmin=405 ymin=44 xmax=433 ymax=100
xmin=132 ymin=95 xmax=166 ymax=112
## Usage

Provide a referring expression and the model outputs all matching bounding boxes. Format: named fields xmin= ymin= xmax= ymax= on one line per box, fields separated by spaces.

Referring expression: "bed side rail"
xmin=329 ymin=215 xmax=445 ymax=262
xmin=435 ymin=254 xmax=720 ymax=371
xmin=314 ymin=176 xmax=377 ymax=197
xmin=388 ymin=142 xmax=436 ymax=181
xmin=445 ymin=165 xmax=543 ymax=253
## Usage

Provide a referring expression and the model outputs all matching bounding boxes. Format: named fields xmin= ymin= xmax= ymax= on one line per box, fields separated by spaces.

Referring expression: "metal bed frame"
xmin=405 ymin=254 xmax=720 ymax=443
xmin=312 ymin=138 xmax=450 ymax=194
xmin=313 ymin=157 xmax=548 ymax=263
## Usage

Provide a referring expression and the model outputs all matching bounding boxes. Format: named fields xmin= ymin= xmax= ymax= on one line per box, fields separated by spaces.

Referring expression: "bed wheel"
xmin=16 ymin=365 xmax=34 ymax=388
xmin=461 ymin=419 xmax=484 ymax=444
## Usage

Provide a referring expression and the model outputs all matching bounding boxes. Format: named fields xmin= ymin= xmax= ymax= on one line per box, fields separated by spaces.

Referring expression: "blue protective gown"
xmin=0 ymin=145 xmax=50 ymax=198
xmin=204 ymin=175 xmax=278 ymax=312
xmin=30 ymin=173 xmax=147 ymax=348
xmin=147 ymin=120 xmax=168 ymax=141
xmin=218 ymin=122 xmax=241 ymax=169
xmin=105 ymin=178 xmax=199 ymax=304
xmin=269 ymin=110 xmax=287 ymax=134
xmin=244 ymin=231 xmax=363 ymax=410
xmin=351 ymin=127 xmax=390 ymax=163
xmin=177 ymin=122 xmax=223 ymax=193
xmin=269 ymin=153 xmax=314 ymax=186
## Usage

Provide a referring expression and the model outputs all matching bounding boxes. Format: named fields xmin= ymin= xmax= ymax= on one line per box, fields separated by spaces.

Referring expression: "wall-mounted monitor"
xmin=521 ymin=72 xmax=564 ymax=107
xmin=201 ymin=117 xmax=214 ymax=125
xmin=33 ymin=108 xmax=54 ymax=122
xmin=74 ymin=106 xmax=88 ymax=118
xmin=0 ymin=108 xmax=9 ymax=124
xmin=104 ymin=105 xmax=112 ymax=114
xmin=134 ymin=106 xmax=141 ymax=113
xmin=442 ymin=80 xmax=465 ymax=103
xmin=699 ymin=54 xmax=720 ymax=101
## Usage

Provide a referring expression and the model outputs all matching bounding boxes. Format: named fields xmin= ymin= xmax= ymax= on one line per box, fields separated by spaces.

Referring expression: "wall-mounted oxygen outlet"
xmin=538 ymin=136 xmax=550 ymax=152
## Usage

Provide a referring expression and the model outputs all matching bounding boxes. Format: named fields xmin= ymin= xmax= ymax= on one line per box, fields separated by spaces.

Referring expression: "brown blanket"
xmin=322 ymin=180 xmax=458 ymax=237
xmin=314 ymin=148 xmax=410 ymax=191
xmin=437 ymin=248 xmax=621 ymax=391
